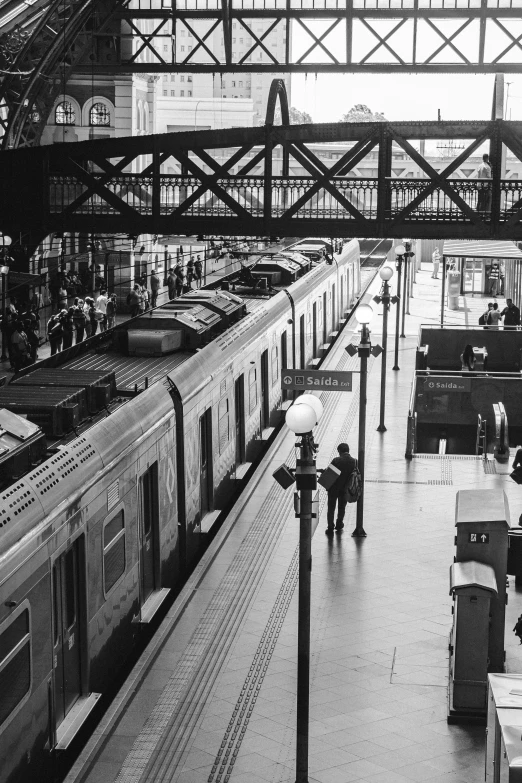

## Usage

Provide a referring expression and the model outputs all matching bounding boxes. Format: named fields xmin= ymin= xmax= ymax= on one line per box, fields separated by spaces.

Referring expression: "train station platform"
xmin=66 ymin=264 xmax=522 ymax=783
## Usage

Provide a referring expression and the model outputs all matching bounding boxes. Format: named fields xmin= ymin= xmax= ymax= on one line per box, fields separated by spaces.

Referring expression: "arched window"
xmin=55 ymin=101 xmax=75 ymax=125
xmin=89 ymin=102 xmax=110 ymax=126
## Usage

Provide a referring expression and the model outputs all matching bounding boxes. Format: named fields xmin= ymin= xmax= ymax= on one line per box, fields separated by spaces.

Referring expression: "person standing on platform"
xmin=477 ymin=153 xmax=492 ymax=213
xmin=47 ymin=312 xmax=63 ymax=355
xmin=489 ymin=301 xmax=502 ymax=329
xmin=326 ymin=443 xmax=356 ymax=536
xmin=501 ymin=298 xmax=521 ymax=328
xmin=150 ymin=269 xmax=160 ymax=308
xmin=174 ymin=262 xmax=184 ymax=297
xmin=167 ymin=268 xmax=177 ymax=301
xmin=106 ymin=294 xmax=117 ymax=329
xmin=432 ymin=247 xmax=441 ymax=279
xmin=61 ymin=308 xmax=74 ymax=350
xmin=73 ymin=298 xmax=86 ymax=342
xmin=96 ymin=289 xmax=109 ymax=332
xmin=194 ymin=256 xmax=203 ymax=288
xmin=24 ymin=319 xmax=38 ymax=363
xmin=10 ymin=321 xmax=30 ymax=372
xmin=489 ymin=263 xmax=500 ymax=296
xmin=186 ymin=257 xmax=195 ymax=289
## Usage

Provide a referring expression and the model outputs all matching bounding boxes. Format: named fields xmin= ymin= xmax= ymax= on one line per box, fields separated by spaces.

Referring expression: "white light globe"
xmin=0 ymin=235 xmax=12 ymax=247
xmin=379 ymin=265 xmax=393 ymax=281
xmin=394 ymin=244 xmax=405 ymax=256
xmin=355 ymin=303 xmax=374 ymax=325
xmin=286 ymin=403 xmax=317 ymax=434
xmin=294 ymin=395 xmax=323 ymax=421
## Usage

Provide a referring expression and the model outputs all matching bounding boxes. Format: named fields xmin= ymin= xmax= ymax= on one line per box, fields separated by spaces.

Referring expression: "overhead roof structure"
xmin=2 ymin=0 xmax=522 ymax=149
xmin=442 ymin=240 xmax=522 ymax=260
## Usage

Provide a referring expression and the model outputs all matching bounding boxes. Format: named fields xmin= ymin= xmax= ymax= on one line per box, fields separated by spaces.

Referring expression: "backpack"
xmin=478 ymin=313 xmax=486 ymax=326
xmin=347 ymin=462 xmax=363 ymax=503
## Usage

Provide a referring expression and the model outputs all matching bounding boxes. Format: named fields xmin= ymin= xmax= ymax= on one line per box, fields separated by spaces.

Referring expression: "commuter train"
xmin=0 ymin=240 xmax=361 ymax=783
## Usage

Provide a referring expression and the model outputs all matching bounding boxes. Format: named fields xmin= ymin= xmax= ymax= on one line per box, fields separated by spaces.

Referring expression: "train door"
xmin=312 ymin=302 xmax=317 ymax=356
xmin=260 ymin=350 xmax=270 ymax=430
xmin=332 ymin=283 xmax=336 ymax=330
xmin=199 ymin=409 xmax=213 ymax=516
xmin=234 ymin=375 xmax=245 ymax=465
xmin=52 ymin=538 xmax=83 ymax=728
xmin=281 ymin=332 xmax=288 ymax=401
xmin=322 ymin=292 xmax=327 ymax=344
xmin=139 ymin=463 xmax=159 ymax=605
xmin=300 ymin=314 xmax=305 ymax=369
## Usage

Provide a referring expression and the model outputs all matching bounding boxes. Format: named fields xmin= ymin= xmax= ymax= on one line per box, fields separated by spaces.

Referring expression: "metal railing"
xmin=48 ymin=175 xmax=522 ymax=225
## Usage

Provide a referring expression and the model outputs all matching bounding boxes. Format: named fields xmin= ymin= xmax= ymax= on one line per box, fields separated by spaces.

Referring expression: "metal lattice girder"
xmin=88 ymin=0 xmax=522 ymax=73
xmin=0 ymin=0 xmax=119 ymax=150
xmin=3 ymin=118 xmax=522 ymax=246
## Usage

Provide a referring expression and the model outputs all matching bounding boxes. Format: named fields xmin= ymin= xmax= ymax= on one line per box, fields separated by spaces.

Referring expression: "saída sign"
xmin=423 ymin=377 xmax=471 ymax=393
xmin=281 ymin=369 xmax=353 ymax=392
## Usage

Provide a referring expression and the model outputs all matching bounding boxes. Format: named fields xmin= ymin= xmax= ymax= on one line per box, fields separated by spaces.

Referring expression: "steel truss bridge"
xmin=3 ymin=81 xmax=522 ymax=248
xmin=3 ymin=0 xmax=522 ymax=149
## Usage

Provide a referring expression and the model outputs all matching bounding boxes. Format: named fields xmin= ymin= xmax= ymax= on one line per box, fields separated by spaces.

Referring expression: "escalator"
xmin=413 ymin=406 xmax=511 ymax=459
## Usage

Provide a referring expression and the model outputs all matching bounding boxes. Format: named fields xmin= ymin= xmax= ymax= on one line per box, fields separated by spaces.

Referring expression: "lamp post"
xmin=194 ymin=99 xmax=203 ymax=131
xmin=373 ymin=266 xmax=396 ymax=433
xmin=346 ymin=304 xmax=381 ymax=538
xmin=392 ymin=244 xmax=405 ymax=370
xmin=275 ymin=396 xmax=323 ymax=783
xmin=0 ymin=233 xmax=12 ymax=363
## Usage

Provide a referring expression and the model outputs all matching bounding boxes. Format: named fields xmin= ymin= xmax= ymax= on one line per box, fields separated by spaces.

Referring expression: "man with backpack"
xmin=326 ymin=443 xmax=357 ymax=535
xmin=479 ymin=302 xmax=494 ymax=328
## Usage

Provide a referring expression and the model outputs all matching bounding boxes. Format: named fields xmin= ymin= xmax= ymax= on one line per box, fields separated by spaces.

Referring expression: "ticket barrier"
xmin=448 ymin=490 xmax=510 ymax=723
xmin=493 ymin=402 xmax=510 ymax=463
xmin=486 ymin=673 xmax=522 ymax=782
xmin=508 ymin=527 xmax=522 ymax=586
xmin=448 ymin=561 xmax=497 ymax=723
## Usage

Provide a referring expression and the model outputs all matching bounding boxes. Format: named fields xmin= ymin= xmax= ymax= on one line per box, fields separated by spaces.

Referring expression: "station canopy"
xmin=442 ymin=240 xmax=522 ymax=260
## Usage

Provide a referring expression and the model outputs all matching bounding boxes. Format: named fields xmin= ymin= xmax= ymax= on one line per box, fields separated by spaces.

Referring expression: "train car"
xmin=0 ymin=240 xmax=361 ymax=783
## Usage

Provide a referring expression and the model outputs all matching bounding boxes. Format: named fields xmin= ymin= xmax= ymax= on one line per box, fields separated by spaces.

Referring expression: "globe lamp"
xmin=379 ymin=266 xmax=393 ymax=281
xmin=286 ymin=402 xmax=317 ymax=434
xmin=293 ymin=395 xmax=323 ymax=421
xmin=355 ymin=303 xmax=374 ymax=326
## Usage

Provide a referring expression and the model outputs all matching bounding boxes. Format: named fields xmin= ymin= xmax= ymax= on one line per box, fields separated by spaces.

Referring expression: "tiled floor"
xmin=68 ymin=264 xmax=522 ymax=783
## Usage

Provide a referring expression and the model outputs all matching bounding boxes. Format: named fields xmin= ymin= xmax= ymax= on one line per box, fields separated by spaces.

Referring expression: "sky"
xmin=290 ymin=73 xmax=522 ymax=123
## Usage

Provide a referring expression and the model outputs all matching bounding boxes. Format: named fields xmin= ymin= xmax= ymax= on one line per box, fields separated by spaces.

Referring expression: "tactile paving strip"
xmin=484 ymin=460 xmax=498 ymax=474
xmin=205 ymin=356 xmax=373 ymax=783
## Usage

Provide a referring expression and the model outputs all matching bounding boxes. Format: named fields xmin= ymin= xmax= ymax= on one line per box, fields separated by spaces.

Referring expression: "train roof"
xmin=27 ymin=240 xmax=359 ymax=404
xmin=0 ymin=239 xmax=360 ymax=558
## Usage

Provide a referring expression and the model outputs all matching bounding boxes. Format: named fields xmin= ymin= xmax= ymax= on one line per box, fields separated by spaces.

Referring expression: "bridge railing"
xmin=48 ymin=174 xmax=522 ymax=224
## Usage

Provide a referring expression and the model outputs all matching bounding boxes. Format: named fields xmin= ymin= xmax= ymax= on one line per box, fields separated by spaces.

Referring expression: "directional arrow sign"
xmin=281 ymin=369 xmax=353 ymax=392
xmin=468 ymin=532 xmax=490 ymax=544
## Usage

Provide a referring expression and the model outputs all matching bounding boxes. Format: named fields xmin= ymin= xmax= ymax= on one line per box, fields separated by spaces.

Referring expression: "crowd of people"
xmin=480 ymin=299 xmax=521 ymax=329
xmin=46 ymin=290 xmax=118 ymax=356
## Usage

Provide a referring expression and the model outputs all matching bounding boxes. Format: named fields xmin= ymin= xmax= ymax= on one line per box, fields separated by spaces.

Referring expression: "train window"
xmin=218 ymin=398 xmax=230 ymax=453
xmin=103 ymin=511 xmax=126 ymax=594
xmin=0 ymin=605 xmax=31 ymax=729
xmin=64 ymin=548 xmax=76 ymax=629
xmin=271 ymin=346 xmax=279 ymax=384
xmin=249 ymin=368 xmax=258 ymax=414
